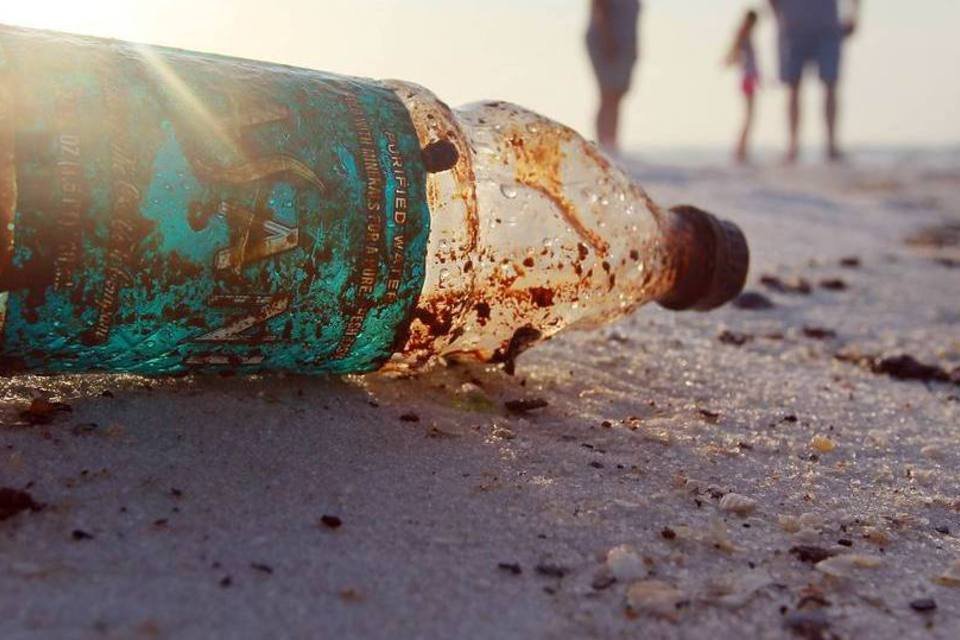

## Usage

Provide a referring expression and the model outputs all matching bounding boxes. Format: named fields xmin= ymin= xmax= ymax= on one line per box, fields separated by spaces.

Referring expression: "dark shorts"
xmin=779 ymin=28 xmax=842 ymax=85
xmin=586 ymin=29 xmax=638 ymax=94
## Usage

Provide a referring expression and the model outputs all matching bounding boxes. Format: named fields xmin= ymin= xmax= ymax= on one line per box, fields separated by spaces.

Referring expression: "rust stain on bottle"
xmin=506 ymin=127 xmax=609 ymax=257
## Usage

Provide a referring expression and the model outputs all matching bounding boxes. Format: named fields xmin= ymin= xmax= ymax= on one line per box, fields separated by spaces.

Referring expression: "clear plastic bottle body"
xmin=384 ymin=82 xmax=689 ymax=374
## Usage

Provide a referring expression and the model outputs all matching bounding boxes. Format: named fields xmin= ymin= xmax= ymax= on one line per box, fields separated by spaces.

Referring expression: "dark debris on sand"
xmin=733 ymin=291 xmax=775 ymax=310
xmin=0 ymin=487 xmax=44 ymax=521
xmin=505 ymin=398 xmax=549 ymax=414
xmin=790 ymin=546 xmax=837 ymax=564
xmin=836 ymin=352 xmax=959 ymax=386
xmin=818 ymin=278 xmax=848 ymax=291
xmin=760 ymin=275 xmax=812 ymax=295
xmin=19 ymin=398 xmax=72 ymax=425
xmin=718 ymin=330 xmax=754 ymax=347
xmin=802 ymin=326 xmax=838 ymax=341
xmin=904 ymin=222 xmax=960 ymax=249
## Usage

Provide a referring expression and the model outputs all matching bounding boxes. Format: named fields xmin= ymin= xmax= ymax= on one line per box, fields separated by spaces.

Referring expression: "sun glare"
xmin=0 ymin=1 xmax=143 ymax=39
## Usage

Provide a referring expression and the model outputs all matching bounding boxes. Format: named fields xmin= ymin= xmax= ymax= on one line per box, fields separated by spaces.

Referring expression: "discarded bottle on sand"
xmin=0 ymin=25 xmax=748 ymax=376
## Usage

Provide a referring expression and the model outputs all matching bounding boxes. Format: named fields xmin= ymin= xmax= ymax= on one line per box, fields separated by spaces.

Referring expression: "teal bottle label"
xmin=0 ymin=26 xmax=430 ymax=374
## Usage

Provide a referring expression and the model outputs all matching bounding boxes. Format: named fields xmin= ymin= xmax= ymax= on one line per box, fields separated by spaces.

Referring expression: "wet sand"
xmin=2 ymin=152 xmax=959 ymax=639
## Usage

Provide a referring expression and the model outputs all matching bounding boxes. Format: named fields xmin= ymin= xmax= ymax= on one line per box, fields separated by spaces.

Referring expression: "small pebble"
xmin=606 ymin=545 xmax=645 ymax=581
xmin=815 ymin=554 xmax=882 ymax=578
xmin=810 ymin=436 xmax=837 ymax=453
xmin=718 ymin=493 xmax=757 ymax=516
xmin=778 ymin=515 xmax=801 ymax=533
xmin=626 ymin=580 xmax=684 ymax=620
xmin=862 ymin=527 xmax=890 ymax=546
xmin=920 ymin=445 xmax=945 ymax=461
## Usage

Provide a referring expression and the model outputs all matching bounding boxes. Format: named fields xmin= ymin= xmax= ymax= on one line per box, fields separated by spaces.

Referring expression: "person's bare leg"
xmin=785 ymin=82 xmax=801 ymax=163
xmin=596 ymin=89 xmax=625 ymax=154
xmin=825 ymin=82 xmax=841 ymax=160
xmin=735 ymin=93 xmax=755 ymax=164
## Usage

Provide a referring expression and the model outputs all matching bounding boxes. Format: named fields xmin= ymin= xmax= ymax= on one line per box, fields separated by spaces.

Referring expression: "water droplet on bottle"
xmin=499 ymin=184 xmax=518 ymax=199
xmin=439 ymin=269 xmax=450 ymax=285
xmin=600 ymin=197 xmax=609 ymax=207
xmin=526 ymin=123 xmax=539 ymax=134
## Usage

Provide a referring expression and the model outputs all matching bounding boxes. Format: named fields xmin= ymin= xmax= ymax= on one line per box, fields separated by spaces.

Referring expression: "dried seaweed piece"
xmin=505 ymin=398 xmax=549 ymax=414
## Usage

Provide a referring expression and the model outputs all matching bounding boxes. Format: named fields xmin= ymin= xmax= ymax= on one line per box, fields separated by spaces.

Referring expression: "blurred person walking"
xmin=726 ymin=9 xmax=761 ymax=164
xmin=586 ymin=0 xmax=641 ymax=155
xmin=770 ymin=0 xmax=860 ymax=162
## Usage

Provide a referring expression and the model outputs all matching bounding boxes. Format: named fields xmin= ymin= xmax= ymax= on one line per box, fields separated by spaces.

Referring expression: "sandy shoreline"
xmin=2 ymin=155 xmax=959 ymax=639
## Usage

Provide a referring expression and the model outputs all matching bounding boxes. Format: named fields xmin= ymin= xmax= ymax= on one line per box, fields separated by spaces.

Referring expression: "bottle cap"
xmin=656 ymin=205 xmax=750 ymax=312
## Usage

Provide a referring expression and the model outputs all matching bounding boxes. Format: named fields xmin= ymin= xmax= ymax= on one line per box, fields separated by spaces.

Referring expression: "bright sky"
xmin=1 ymin=0 xmax=958 ymax=151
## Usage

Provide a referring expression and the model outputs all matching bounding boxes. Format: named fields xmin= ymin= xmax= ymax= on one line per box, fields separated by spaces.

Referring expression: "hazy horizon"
xmin=2 ymin=0 xmax=958 ymax=153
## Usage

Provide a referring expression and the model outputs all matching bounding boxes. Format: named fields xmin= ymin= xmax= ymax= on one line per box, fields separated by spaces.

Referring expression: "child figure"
xmin=726 ymin=10 xmax=760 ymax=163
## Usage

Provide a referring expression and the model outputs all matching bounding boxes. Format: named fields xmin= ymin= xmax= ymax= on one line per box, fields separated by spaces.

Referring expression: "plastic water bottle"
xmin=0 ymin=25 xmax=748 ymax=376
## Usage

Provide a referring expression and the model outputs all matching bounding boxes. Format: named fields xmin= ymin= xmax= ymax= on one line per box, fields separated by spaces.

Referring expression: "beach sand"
xmin=1 ymin=151 xmax=959 ymax=639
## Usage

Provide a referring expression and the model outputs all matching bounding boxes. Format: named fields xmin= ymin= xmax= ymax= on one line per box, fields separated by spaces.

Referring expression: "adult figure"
xmin=769 ymin=0 xmax=860 ymax=162
xmin=586 ymin=0 xmax=641 ymax=155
